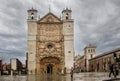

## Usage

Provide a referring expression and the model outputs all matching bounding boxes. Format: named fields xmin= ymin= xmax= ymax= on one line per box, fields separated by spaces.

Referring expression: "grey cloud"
xmin=0 ymin=0 xmax=28 ymax=63
xmin=111 ymin=0 xmax=120 ymax=6
xmin=74 ymin=0 xmax=120 ymax=55
xmin=80 ymin=13 xmax=120 ymax=54
xmin=0 ymin=0 xmax=120 ymax=63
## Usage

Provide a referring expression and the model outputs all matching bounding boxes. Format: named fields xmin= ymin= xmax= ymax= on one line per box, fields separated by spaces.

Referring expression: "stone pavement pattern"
xmin=0 ymin=72 xmax=120 ymax=81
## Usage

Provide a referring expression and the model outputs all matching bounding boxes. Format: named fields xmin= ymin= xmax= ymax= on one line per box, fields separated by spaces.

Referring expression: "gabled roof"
xmin=37 ymin=12 xmax=62 ymax=23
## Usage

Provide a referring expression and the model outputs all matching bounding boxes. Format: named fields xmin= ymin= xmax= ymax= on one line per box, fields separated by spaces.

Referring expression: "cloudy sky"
xmin=0 ymin=0 xmax=120 ymax=63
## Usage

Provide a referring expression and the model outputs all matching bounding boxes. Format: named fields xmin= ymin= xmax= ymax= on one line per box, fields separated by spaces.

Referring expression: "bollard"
xmin=71 ymin=72 xmax=73 ymax=81
xmin=71 ymin=72 xmax=73 ymax=78
xmin=11 ymin=70 xmax=13 ymax=76
xmin=19 ymin=71 xmax=21 ymax=75
xmin=71 ymin=69 xmax=73 ymax=80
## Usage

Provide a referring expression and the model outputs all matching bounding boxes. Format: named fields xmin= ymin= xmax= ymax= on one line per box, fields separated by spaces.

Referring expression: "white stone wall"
xmin=11 ymin=58 xmax=17 ymax=70
xmin=84 ymin=47 xmax=96 ymax=71
xmin=27 ymin=21 xmax=37 ymax=74
xmin=63 ymin=20 xmax=74 ymax=73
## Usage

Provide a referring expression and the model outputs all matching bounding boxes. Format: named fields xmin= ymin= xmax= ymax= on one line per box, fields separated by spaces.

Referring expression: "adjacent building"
xmin=74 ymin=55 xmax=81 ymax=68
xmin=75 ymin=46 xmax=120 ymax=72
xmin=26 ymin=52 xmax=28 ymax=70
xmin=74 ymin=55 xmax=83 ymax=72
xmin=2 ymin=63 xmax=11 ymax=75
xmin=0 ymin=58 xmax=2 ymax=71
xmin=74 ymin=45 xmax=96 ymax=72
xmin=10 ymin=58 xmax=22 ymax=71
xmin=0 ymin=58 xmax=24 ymax=75
xmin=27 ymin=8 xmax=74 ymax=74
xmin=89 ymin=48 xmax=120 ymax=72
xmin=84 ymin=45 xmax=96 ymax=71
xmin=0 ymin=58 xmax=2 ymax=75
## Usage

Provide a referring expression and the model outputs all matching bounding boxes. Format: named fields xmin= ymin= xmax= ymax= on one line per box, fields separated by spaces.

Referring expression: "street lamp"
xmin=113 ymin=52 xmax=117 ymax=63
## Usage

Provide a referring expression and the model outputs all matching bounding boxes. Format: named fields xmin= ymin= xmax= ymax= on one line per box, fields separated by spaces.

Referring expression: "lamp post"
xmin=85 ymin=58 xmax=86 ymax=72
xmin=113 ymin=52 xmax=117 ymax=63
xmin=0 ymin=67 xmax=1 ymax=76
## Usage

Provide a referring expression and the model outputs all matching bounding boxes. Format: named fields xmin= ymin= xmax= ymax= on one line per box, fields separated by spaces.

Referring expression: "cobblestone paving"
xmin=0 ymin=72 xmax=120 ymax=81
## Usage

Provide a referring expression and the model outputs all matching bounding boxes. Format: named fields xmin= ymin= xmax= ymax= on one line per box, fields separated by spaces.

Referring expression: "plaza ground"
xmin=0 ymin=72 xmax=120 ymax=81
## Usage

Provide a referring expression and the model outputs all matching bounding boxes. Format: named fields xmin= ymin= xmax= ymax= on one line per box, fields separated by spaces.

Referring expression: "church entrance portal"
xmin=47 ymin=64 xmax=52 ymax=74
xmin=39 ymin=57 xmax=62 ymax=74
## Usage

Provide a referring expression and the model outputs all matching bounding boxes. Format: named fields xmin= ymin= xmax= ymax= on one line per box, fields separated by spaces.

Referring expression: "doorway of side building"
xmin=47 ymin=64 xmax=53 ymax=74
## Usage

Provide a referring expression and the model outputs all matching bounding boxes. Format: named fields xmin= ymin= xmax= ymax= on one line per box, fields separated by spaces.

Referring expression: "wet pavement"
xmin=0 ymin=72 xmax=120 ymax=81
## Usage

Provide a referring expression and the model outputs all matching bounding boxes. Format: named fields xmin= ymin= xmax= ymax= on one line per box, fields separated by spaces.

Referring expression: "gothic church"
xmin=27 ymin=8 xmax=74 ymax=74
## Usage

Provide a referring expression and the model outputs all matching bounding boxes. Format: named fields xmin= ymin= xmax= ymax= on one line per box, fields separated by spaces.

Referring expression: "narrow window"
xmin=66 ymin=13 xmax=69 ymax=19
xmin=91 ymin=54 xmax=93 ymax=59
xmin=31 ymin=13 xmax=34 ymax=19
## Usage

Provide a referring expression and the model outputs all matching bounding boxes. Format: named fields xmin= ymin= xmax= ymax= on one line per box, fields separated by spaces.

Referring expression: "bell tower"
xmin=27 ymin=8 xmax=38 ymax=20
xmin=84 ymin=45 xmax=96 ymax=71
xmin=62 ymin=8 xmax=74 ymax=73
xmin=62 ymin=8 xmax=72 ymax=20
xmin=27 ymin=8 xmax=38 ymax=74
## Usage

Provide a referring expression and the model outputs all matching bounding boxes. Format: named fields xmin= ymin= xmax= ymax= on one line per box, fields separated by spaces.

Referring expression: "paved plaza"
xmin=0 ymin=72 xmax=120 ymax=81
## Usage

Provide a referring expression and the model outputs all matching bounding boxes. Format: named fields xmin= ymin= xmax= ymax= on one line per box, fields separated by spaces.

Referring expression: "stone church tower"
xmin=27 ymin=8 xmax=74 ymax=74
xmin=84 ymin=45 xmax=96 ymax=71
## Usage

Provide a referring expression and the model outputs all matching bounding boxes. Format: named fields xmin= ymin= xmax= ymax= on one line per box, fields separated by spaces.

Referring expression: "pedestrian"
xmin=115 ymin=65 xmax=119 ymax=77
xmin=71 ymin=68 xmax=73 ymax=78
xmin=109 ymin=63 xmax=116 ymax=78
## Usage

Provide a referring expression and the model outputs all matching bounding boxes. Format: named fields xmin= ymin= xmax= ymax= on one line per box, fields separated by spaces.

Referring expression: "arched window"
xmin=66 ymin=13 xmax=69 ymax=19
xmin=31 ymin=13 xmax=34 ymax=19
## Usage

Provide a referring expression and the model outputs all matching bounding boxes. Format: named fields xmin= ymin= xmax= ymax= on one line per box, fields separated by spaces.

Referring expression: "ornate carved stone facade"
xmin=36 ymin=13 xmax=64 ymax=74
xmin=27 ymin=8 xmax=74 ymax=74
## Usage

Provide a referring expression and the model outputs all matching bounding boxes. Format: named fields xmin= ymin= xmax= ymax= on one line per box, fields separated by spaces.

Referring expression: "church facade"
xmin=27 ymin=8 xmax=74 ymax=74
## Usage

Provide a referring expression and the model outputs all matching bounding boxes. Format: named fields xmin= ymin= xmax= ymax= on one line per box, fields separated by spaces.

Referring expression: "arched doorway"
xmin=47 ymin=64 xmax=53 ymax=74
xmin=39 ymin=57 xmax=62 ymax=74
